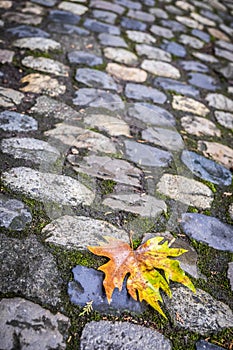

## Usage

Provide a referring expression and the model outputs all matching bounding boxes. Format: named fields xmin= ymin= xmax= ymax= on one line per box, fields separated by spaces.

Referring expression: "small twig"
xmin=129 ymin=230 xmax=134 ymax=249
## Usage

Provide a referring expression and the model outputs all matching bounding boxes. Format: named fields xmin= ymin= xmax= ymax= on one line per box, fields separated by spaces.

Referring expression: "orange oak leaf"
xmin=88 ymin=236 xmax=195 ymax=317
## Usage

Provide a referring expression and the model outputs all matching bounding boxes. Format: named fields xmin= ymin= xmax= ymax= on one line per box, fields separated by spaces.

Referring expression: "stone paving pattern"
xmin=0 ymin=0 xmax=233 ymax=349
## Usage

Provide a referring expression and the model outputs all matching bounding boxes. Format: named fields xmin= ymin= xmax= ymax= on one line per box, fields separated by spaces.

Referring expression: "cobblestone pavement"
xmin=0 ymin=0 xmax=233 ymax=349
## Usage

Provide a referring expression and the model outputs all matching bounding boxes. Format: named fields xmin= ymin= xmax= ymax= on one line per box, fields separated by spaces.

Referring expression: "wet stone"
xmin=214 ymin=111 xmax=233 ymax=129
xmin=68 ymin=50 xmax=103 ymax=66
xmin=2 ymin=167 xmax=95 ymax=206
xmin=126 ymin=30 xmax=156 ymax=44
xmin=48 ymin=9 xmax=80 ymax=24
xmin=0 ymin=110 xmax=37 ymax=132
xmin=124 ymin=139 xmax=172 ymax=167
xmin=106 ymin=63 xmax=147 ymax=82
xmin=92 ymin=10 xmax=117 ymax=24
xmin=142 ymin=127 xmax=184 ymax=151
xmin=75 ymin=68 xmax=118 ymax=90
xmin=164 ymin=286 xmax=233 ymax=334
xmin=181 ymin=115 xmax=221 ymax=137
xmin=188 ymin=73 xmax=219 ymax=91
xmin=0 ymin=235 xmax=63 ymax=306
xmin=0 ymin=137 xmax=60 ymax=164
xmin=98 ymin=33 xmax=128 ymax=47
xmin=206 ymin=93 xmax=233 ymax=112
xmin=0 ymin=194 xmax=32 ymax=231
xmin=0 ymin=49 xmax=14 ymax=64
xmin=45 ymin=123 xmax=117 ymax=154
xmin=70 ymin=155 xmax=142 ymax=187
xmin=47 ymin=22 xmax=89 ymax=35
xmin=172 ymin=96 xmax=209 ymax=116
xmin=0 ymin=87 xmax=24 ymax=108
xmin=84 ymin=18 xmax=120 ymax=35
xmin=104 ymin=47 xmax=138 ymax=65
xmin=29 ymin=95 xmax=80 ymax=121
xmin=125 ymin=83 xmax=167 ymax=104
xmin=228 ymin=262 xmax=233 ymax=292
xmin=178 ymin=60 xmax=209 ymax=73
xmin=73 ymin=88 xmax=124 ymax=110
xmin=181 ymin=151 xmax=232 ymax=186
xmin=181 ymin=213 xmax=233 ymax=252
xmin=154 ymin=77 xmax=200 ymax=98
xmin=150 ymin=24 xmax=174 ymax=38
xmin=20 ymin=73 xmax=66 ymax=97
xmin=0 ymin=298 xmax=70 ymax=350
xmin=120 ymin=17 xmax=147 ymax=31
xmin=103 ymin=193 xmax=167 ymax=218
xmin=191 ymin=29 xmax=210 ymax=42
xmin=6 ymin=24 xmax=50 ymax=38
xmin=162 ymin=41 xmax=186 ymax=58
xmin=197 ymin=141 xmax=233 ymax=170
xmin=43 ymin=215 xmax=129 ymax=249
xmin=196 ymin=340 xmax=225 ymax=350
xmin=141 ymin=60 xmax=181 ymax=79
xmin=68 ymin=266 xmax=145 ymax=314
xmin=127 ymin=103 xmax=176 ymax=127
xmin=80 ymin=321 xmax=172 ymax=350
xmin=58 ymin=1 xmax=88 ymax=15
xmin=157 ymin=174 xmax=213 ymax=209
xmin=21 ymin=56 xmax=69 ymax=76
xmin=13 ymin=37 xmax=61 ymax=51
xmin=136 ymin=44 xmax=171 ymax=62
xmin=83 ymin=112 xmax=130 ymax=136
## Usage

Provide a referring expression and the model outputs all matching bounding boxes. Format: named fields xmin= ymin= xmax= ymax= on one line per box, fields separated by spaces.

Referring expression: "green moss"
xmin=99 ymin=179 xmax=116 ymax=195
xmin=188 ymin=207 xmax=199 ymax=213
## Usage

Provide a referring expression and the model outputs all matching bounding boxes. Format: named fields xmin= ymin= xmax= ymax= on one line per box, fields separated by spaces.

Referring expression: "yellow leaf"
xmin=88 ymin=236 xmax=195 ymax=317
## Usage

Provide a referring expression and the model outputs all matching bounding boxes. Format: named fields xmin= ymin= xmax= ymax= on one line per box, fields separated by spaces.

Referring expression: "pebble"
xmin=48 ymin=9 xmax=80 ymax=24
xmin=103 ymin=193 xmax=167 ymax=218
xmin=43 ymin=215 xmax=129 ymax=249
xmin=45 ymin=123 xmax=117 ymax=153
xmin=178 ymin=60 xmax=209 ymax=73
xmin=104 ymin=47 xmax=138 ymax=65
xmin=0 ymin=234 xmax=63 ymax=306
xmin=127 ymin=102 xmax=176 ymax=127
xmin=20 ymin=73 xmax=66 ymax=96
xmin=73 ymin=88 xmax=124 ymax=110
xmin=172 ymin=96 xmax=210 ymax=116
xmin=0 ymin=49 xmax=14 ymax=63
xmin=69 ymin=266 xmax=145 ymax=314
xmin=150 ymin=24 xmax=174 ymax=38
xmin=162 ymin=41 xmax=187 ymax=57
xmin=208 ymin=28 xmax=230 ymax=42
xmin=0 ymin=1 xmax=12 ymax=9
xmin=188 ymin=72 xmax=219 ymax=91
xmin=98 ymin=33 xmax=128 ymax=47
xmin=191 ymin=12 xmax=216 ymax=26
xmin=90 ymin=0 xmax=125 ymax=15
xmin=83 ymin=111 xmax=130 ymax=136
xmin=197 ymin=141 xmax=233 ymax=170
xmin=176 ymin=15 xmax=204 ymax=29
xmin=106 ymin=63 xmax=147 ymax=82
xmin=181 ymin=213 xmax=233 ymax=252
xmin=196 ymin=340 xmax=225 ymax=350
xmin=220 ymin=62 xmax=233 ymax=79
xmin=128 ymin=9 xmax=154 ymax=22
xmin=121 ymin=17 xmax=147 ymax=31
xmin=92 ymin=10 xmax=117 ymax=24
xmin=181 ymin=150 xmax=232 ymax=186
xmin=125 ymin=83 xmax=167 ymax=103
xmin=84 ymin=18 xmax=120 ymax=35
xmin=0 ymin=298 xmax=70 ymax=350
xmin=181 ymin=115 xmax=221 ymax=137
xmin=6 ymin=24 xmax=50 ymax=37
xmin=0 ymin=87 xmax=24 ymax=108
xmin=164 ymin=286 xmax=233 ymax=334
xmin=142 ymin=127 xmax=184 ymax=151
xmin=141 ymin=60 xmax=181 ymax=78
xmin=0 ymin=137 xmax=60 ymax=164
xmin=136 ymin=44 xmax=172 ymax=62
xmin=150 ymin=8 xmax=168 ymax=19
xmin=2 ymin=167 xmax=95 ymax=206
xmin=126 ymin=30 xmax=156 ymax=44
xmin=70 ymin=154 xmax=142 ymax=187
xmin=160 ymin=19 xmax=186 ymax=32
xmin=13 ymin=37 xmax=61 ymax=51
xmin=0 ymin=194 xmax=32 ymax=231
xmin=21 ymin=56 xmax=69 ymax=76
xmin=68 ymin=50 xmax=103 ymax=66
xmin=0 ymin=110 xmax=38 ymax=132
xmin=29 ymin=95 xmax=80 ymax=120
xmin=3 ymin=11 xmax=42 ymax=25
xmin=192 ymin=28 xmax=210 ymax=42
xmin=30 ymin=0 xmax=58 ymax=6
xmin=124 ymin=139 xmax=172 ymax=167
xmin=80 ymin=321 xmax=172 ymax=350
xmin=228 ymin=262 xmax=233 ymax=292
xmin=214 ymin=111 xmax=233 ymax=129
xmin=192 ymin=52 xmax=219 ymax=63
xmin=157 ymin=174 xmax=213 ymax=209
xmin=154 ymin=77 xmax=200 ymax=98
xmin=58 ymin=1 xmax=88 ymax=15
xmin=215 ymin=47 xmax=233 ymax=62
xmin=75 ymin=68 xmax=118 ymax=90
xmin=179 ymin=34 xmax=204 ymax=49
